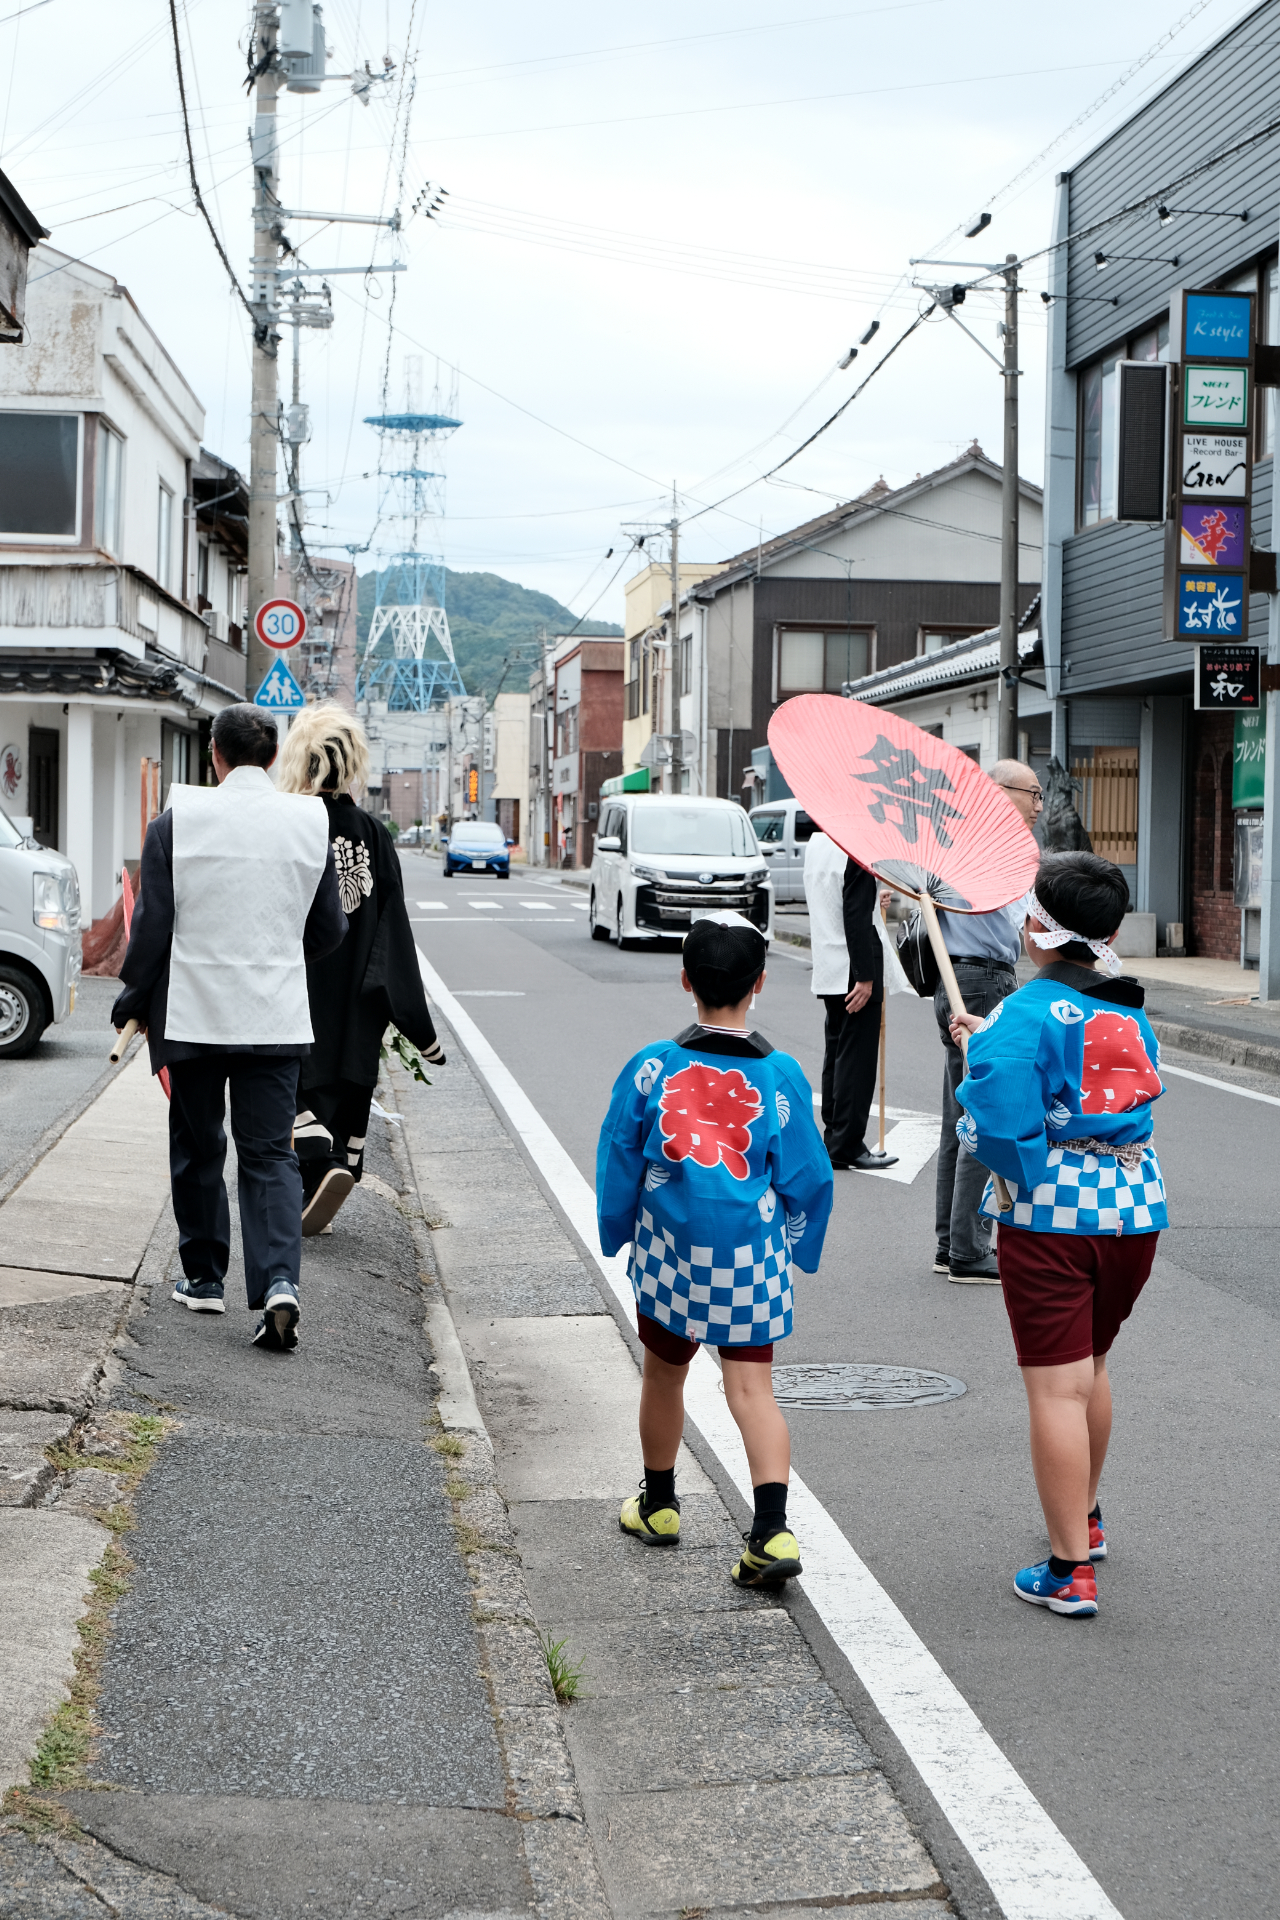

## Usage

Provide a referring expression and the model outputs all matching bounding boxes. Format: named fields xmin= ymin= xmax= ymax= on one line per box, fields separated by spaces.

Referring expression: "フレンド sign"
xmin=1183 ymin=366 xmax=1248 ymax=428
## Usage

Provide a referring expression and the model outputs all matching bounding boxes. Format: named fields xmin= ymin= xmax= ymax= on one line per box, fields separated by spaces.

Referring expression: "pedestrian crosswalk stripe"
xmin=417 ymin=948 xmax=1125 ymax=1920
xmin=521 ymin=903 xmax=556 ymax=910
xmin=468 ymin=901 xmax=503 ymax=910
xmin=416 ymin=901 xmax=447 ymax=909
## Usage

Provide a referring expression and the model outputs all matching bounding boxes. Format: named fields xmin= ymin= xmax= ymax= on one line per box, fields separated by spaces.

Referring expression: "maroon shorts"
xmin=997 ymin=1223 xmax=1158 ymax=1368
xmin=637 ymin=1310 xmax=774 ymax=1367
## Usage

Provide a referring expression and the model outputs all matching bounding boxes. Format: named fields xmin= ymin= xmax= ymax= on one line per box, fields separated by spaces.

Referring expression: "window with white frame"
xmin=0 ymin=412 xmax=81 ymax=540
xmin=680 ymin=634 xmax=692 ymax=696
xmin=94 ymin=422 xmax=122 ymax=553
xmin=919 ymin=625 xmax=987 ymax=656
xmin=776 ymin=627 xmax=872 ymax=699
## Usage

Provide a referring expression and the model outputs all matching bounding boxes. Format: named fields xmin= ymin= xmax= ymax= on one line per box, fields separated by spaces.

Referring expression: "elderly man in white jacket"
xmin=113 ymin=705 xmax=347 ymax=1352
xmin=803 ymin=832 xmax=910 ymax=1172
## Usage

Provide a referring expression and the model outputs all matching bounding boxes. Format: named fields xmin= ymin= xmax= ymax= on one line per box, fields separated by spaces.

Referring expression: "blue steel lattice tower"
xmin=356 ymin=389 xmax=467 ymax=711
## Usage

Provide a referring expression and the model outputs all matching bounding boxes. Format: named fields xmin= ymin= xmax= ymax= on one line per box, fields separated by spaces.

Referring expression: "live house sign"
xmin=1159 ymin=288 xmax=1277 ymax=702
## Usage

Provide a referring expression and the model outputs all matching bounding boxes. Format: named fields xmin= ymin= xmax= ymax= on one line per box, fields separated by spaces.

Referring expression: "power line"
xmin=166 ymin=0 xmax=262 ymax=339
xmin=684 ymin=306 xmax=935 ymax=525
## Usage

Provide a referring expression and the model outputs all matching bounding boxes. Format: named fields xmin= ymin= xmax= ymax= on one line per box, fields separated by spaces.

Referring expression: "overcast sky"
xmin=1 ymin=0 xmax=1263 ymax=624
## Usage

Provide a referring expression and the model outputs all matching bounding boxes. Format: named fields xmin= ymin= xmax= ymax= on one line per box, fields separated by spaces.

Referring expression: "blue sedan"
xmin=443 ymin=821 xmax=513 ymax=878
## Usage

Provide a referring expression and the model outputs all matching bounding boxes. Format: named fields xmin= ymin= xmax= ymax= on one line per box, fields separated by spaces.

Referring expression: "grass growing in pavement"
xmin=539 ymin=1631 xmax=587 ymax=1705
xmin=2 ymin=1412 xmax=173 ymax=1833
xmin=429 ymin=1430 xmax=467 ymax=1459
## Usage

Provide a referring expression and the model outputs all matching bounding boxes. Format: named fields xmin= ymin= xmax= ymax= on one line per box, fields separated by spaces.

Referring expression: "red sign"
xmin=254 ymin=598 xmax=307 ymax=650
xmin=768 ymin=695 xmax=1039 ymax=913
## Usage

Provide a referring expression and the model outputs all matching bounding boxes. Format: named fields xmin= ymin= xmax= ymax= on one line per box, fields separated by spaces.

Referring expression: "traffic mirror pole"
xmin=248 ymin=4 xmax=282 ymax=707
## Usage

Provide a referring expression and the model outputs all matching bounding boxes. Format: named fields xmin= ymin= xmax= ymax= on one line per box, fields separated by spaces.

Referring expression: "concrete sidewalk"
xmin=0 ymin=1049 xmax=600 ymax=1918
xmin=397 ymin=1029 xmax=950 ymax=1919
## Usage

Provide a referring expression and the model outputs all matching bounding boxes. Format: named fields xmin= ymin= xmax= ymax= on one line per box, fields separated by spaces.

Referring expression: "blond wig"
xmin=276 ymin=701 xmax=371 ymax=796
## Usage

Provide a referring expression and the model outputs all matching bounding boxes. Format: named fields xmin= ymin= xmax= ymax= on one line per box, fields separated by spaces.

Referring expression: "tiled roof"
xmin=844 ymin=625 xmax=1041 ymax=704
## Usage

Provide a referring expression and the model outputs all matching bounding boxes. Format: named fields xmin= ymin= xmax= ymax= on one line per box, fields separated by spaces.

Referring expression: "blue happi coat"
xmin=957 ymin=962 xmax=1168 ymax=1236
xmin=597 ymin=1025 xmax=834 ymax=1346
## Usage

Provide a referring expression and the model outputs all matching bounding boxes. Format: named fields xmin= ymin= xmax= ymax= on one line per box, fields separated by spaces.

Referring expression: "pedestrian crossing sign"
xmin=253 ymin=657 xmax=306 ymax=710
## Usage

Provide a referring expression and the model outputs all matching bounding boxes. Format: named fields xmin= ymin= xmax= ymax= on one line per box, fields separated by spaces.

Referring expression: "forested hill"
xmin=356 ymin=568 xmax=622 ymax=700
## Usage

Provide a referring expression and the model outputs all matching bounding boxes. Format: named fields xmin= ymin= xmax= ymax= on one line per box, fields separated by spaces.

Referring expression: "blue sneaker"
xmin=263 ymin=1278 xmax=300 ymax=1347
xmin=1014 ymin=1559 xmax=1097 ymax=1616
xmin=171 ymin=1277 xmax=225 ymax=1314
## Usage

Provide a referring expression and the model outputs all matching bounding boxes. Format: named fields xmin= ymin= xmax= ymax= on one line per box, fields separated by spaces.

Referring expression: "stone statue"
xmin=1041 ymin=756 xmax=1092 ymax=853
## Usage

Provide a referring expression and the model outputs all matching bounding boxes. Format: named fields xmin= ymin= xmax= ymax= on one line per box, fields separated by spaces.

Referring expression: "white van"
xmin=588 ymin=794 xmax=772 ymax=947
xmin=748 ymin=800 xmax=818 ymax=904
xmin=0 ymin=807 xmax=81 ymax=1057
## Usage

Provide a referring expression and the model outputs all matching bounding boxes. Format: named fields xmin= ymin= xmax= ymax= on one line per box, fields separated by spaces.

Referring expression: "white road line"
xmin=416 ymin=951 xmax=1123 ymax=1920
xmin=416 ymin=901 xmax=447 ymax=909
xmin=521 ymin=903 xmax=557 ymax=910
xmin=410 ymin=917 xmax=576 ymax=924
xmin=468 ymin=901 xmax=504 ymax=910
xmin=1160 ymin=1061 xmax=1280 ymax=1108
xmin=808 ymin=1096 xmax=940 ymax=1186
xmin=453 ymin=990 xmax=526 ymax=997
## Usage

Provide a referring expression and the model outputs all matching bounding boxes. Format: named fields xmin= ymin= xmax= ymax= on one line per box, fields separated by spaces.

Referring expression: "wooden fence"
xmin=1071 ymin=749 xmax=1138 ymax=863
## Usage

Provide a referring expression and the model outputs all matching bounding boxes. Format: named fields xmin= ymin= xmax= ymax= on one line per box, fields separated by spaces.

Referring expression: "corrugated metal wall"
xmin=1064 ymin=0 xmax=1280 ymax=370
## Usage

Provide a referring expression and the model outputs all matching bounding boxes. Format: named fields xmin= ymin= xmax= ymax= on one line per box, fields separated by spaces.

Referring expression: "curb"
xmin=385 ymin=1095 xmax=611 ymax=1920
xmin=1148 ymin=1017 xmax=1280 ymax=1079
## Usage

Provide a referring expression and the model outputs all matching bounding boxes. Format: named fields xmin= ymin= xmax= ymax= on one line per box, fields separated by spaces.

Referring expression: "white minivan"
xmin=589 ymin=794 xmax=773 ymax=947
xmin=0 ymin=806 xmax=81 ymax=1057
xmin=748 ymin=800 xmax=818 ymax=904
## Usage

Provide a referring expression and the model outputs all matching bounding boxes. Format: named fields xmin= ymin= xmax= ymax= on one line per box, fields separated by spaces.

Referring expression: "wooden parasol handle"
xmin=917 ymin=893 xmax=1014 ymax=1216
xmin=110 ymin=1019 xmax=139 ymax=1063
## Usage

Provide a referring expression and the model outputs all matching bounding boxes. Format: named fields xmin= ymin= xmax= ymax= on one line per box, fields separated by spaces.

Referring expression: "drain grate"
xmin=769 ymin=1362 xmax=967 ymax=1410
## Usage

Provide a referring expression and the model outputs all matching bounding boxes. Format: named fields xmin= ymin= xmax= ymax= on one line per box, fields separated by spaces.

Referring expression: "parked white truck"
xmin=0 ymin=807 xmax=81 ymax=1057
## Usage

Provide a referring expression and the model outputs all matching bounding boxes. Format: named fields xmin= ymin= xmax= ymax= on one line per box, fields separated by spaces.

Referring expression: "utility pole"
xmin=248 ymin=3 xmax=282 ymax=705
xmin=997 ymin=252 xmax=1020 ymax=761
xmin=667 ymin=487 xmax=680 ymax=795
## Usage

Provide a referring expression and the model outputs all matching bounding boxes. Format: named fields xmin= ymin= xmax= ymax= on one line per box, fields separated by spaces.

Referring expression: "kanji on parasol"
xmin=108 ymin=867 xmax=171 ymax=1099
xmin=769 ymin=696 xmax=1040 ymax=1207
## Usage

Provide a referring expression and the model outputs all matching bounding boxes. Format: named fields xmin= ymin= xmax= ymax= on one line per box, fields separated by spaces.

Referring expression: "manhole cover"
xmin=768 ymin=1363 xmax=967 ymax=1410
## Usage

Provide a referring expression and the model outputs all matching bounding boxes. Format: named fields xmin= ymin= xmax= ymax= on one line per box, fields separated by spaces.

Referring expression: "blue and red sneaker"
xmin=1014 ymin=1559 xmax=1098 ymax=1616
xmin=1089 ymin=1506 xmax=1107 ymax=1562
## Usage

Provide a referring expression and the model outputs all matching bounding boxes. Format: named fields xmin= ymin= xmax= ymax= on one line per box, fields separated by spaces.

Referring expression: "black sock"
xmin=751 ymin=1481 xmax=788 ymax=1542
xmin=1088 ymin=1503 xmax=1101 ymax=1522
xmin=1048 ymin=1553 xmax=1084 ymax=1580
xmin=643 ymin=1466 xmax=675 ymax=1509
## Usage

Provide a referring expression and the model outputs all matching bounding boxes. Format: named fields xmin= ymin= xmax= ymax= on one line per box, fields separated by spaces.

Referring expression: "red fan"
xmin=768 ymin=695 xmax=1039 ymax=914
xmin=769 ymin=697 xmax=1038 ymax=1215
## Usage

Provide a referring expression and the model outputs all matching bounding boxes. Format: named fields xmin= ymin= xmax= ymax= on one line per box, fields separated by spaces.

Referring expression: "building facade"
xmin=0 ymin=245 xmax=245 ymax=922
xmin=552 ymin=638 xmax=623 ymax=867
xmin=629 ymin=452 xmax=1041 ymax=806
xmin=1041 ymin=1 xmax=1280 ymax=964
xmin=621 ymin=558 xmax=721 ymax=781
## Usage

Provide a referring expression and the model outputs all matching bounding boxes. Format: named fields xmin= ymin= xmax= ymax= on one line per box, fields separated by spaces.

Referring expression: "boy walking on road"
xmin=597 ymin=916 xmax=833 ymax=1587
xmin=950 ymin=853 xmax=1167 ymax=1618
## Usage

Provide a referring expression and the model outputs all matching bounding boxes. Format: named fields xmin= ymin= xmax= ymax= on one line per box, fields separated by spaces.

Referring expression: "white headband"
xmin=1021 ymin=889 xmax=1122 ymax=976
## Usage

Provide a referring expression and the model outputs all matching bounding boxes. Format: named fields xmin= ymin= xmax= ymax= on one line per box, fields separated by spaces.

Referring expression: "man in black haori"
xmin=277 ymin=704 xmax=445 ymax=1233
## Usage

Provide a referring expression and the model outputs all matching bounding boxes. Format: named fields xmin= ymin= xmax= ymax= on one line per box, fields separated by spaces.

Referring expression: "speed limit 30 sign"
xmin=254 ymin=598 xmax=307 ymax=649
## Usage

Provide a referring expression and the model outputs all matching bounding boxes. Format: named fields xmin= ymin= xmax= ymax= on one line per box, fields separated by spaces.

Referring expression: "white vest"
xmin=165 ymin=765 xmax=330 ymax=1045
xmin=802 ymin=832 xmax=913 ymax=999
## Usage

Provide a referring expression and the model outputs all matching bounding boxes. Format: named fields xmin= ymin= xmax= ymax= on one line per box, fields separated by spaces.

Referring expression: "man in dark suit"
xmin=803 ymin=831 xmax=898 ymax=1172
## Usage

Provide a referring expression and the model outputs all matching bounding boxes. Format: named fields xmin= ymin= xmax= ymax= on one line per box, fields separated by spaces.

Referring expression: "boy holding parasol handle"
xmin=597 ymin=915 xmax=834 ymax=1588
xmin=949 ymin=852 xmax=1167 ymax=1619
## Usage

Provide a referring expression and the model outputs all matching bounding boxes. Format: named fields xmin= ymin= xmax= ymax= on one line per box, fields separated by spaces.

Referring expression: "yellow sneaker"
xmin=731 ymin=1527 xmax=802 ymax=1588
xmin=619 ymin=1482 xmax=681 ymax=1547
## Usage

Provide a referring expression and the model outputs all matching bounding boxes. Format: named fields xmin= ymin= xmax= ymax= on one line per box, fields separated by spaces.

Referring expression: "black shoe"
xmin=850 ymin=1149 xmax=899 ymax=1171
xmin=261 ymin=1279 xmax=300 ymax=1348
xmin=948 ymin=1256 xmax=1000 ymax=1285
xmin=171 ymin=1277 xmax=225 ymax=1314
xmin=933 ymin=1249 xmax=950 ymax=1275
xmin=301 ymin=1166 xmax=354 ymax=1237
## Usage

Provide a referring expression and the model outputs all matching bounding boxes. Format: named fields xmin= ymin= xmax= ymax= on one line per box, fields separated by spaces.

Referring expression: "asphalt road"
xmin=402 ymin=848 xmax=1280 ymax=1920
xmin=0 ymin=974 xmax=123 ymax=1189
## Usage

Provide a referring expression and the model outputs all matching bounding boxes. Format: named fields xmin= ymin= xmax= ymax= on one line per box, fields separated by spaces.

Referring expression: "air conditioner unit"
xmin=204 ymin=609 xmax=229 ymax=643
